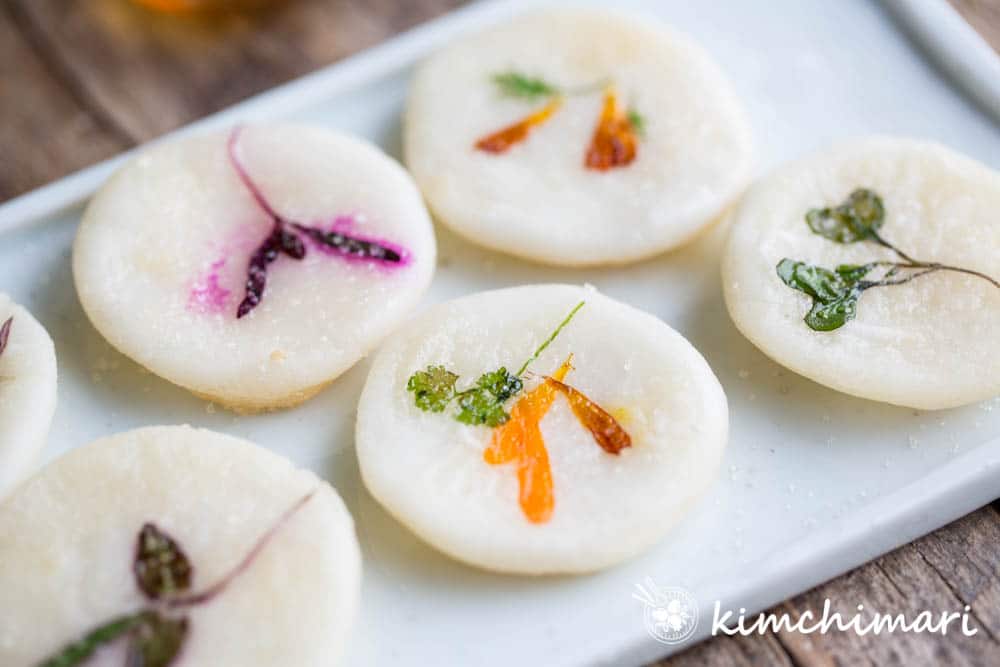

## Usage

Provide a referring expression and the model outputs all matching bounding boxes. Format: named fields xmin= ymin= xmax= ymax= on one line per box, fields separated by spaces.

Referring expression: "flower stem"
xmin=870 ymin=230 xmax=918 ymax=263
xmin=516 ymin=300 xmax=585 ymax=377
xmin=168 ymin=491 xmax=314 ymax=608
xmin=867 ymin=232 xmax=999 ymax=289
xmin=925 ymin=264 xmax=1000 ymax=288
xmin=562 ymin=77 xmax=612 ymax=96
xmin=37 ymin=614 xmax=144 ymax=667
xmin=862 ymin=264 xmax=999 ymax=292
xmin=227 ymin=127 xmax=403 ymax=318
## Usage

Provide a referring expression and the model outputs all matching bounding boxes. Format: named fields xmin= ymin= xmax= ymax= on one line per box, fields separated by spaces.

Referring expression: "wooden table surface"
xmin=2 ymin=1 xmax=998 ymax=665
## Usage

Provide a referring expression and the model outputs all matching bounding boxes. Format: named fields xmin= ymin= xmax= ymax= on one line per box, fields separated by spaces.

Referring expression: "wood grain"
xmin=1 ymin=0 xmax=464 ymax=199
xmin=659 ymin=506 xmax=1000 ymax=666
xmin=950 ymin=0 xmax=1000 ymax=53
xmin=0 ymin=4 xmax=129 ymax=201
xmin=2 ymin=0 xmax=999 ymax=665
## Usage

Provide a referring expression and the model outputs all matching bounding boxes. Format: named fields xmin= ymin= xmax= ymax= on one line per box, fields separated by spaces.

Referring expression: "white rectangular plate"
xmin=1 ymin=1 xmax=999 ymax=665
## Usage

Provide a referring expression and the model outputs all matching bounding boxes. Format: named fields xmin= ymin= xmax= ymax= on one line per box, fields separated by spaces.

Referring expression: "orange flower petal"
xmin=515 ymin=417 xmax=554 ymax=523
xmin=485 ymin=356 xmax=572 ymax=523
xmin=475 ymin=98 xmax=562 ymax=154
xmin=485 ymin=355 xmax=630 ymax=523
xmin=584 ymin=88 xmax=637 ymax=171
xmin=545 ymin=378 xmax=632 ymax=455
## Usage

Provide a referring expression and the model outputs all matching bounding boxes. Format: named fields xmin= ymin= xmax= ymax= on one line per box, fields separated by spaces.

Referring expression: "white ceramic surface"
xmin=0 ymin=1 xmax=998 ymax=665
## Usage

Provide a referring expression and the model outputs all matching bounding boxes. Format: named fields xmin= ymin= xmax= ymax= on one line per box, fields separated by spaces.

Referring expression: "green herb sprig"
xmin=490 ymin=70 xmax=627 ymax=104
xmin=777 ymin=189 xmax=999 ymax=331
xmin=626 ymin=108 xmax=646 ymax=137
xmin=38 ymin=492 xmax=314 ymax=667
xmin=492 ymin=72 xmax=559 ymax=100
xmin=406 ymin=301 xmax=585 ymax=427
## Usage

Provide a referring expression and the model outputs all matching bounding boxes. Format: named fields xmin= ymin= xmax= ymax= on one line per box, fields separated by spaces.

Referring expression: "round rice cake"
xmin=723 ymin=137 xmax=1000 ymax=409
xmin=0 ymin=293 xmax=57 ymax=497
xmin=356 ymin=284 xmax=728 ymax=574
xmin=0 ymin=425 xmax=361 ymax=666
xmin=405 ymin=9 xmax=754 ymax=266
xmin=74 ymin=124 xmax=436 ymax=412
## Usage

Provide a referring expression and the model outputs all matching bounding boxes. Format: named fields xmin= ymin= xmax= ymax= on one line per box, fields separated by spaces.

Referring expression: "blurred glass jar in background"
xmin=133 ymin=0 xmax=275 ymax=12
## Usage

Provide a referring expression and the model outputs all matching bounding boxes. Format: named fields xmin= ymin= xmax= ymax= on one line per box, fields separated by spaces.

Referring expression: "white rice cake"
xmin=0 ymin=293 xmax=57 ymax=498
xmin=357 ymin=284 xmax=728 ymax=574
xmin=405 ymin=9 xmax=754 ymax=266
xmin=0 ymin=425 xmax=361 ymax=666
xmin=74 ymin=124 xmax=437 ymax=412
xmin=723 ymin=137 xmax=1000 ymax=409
